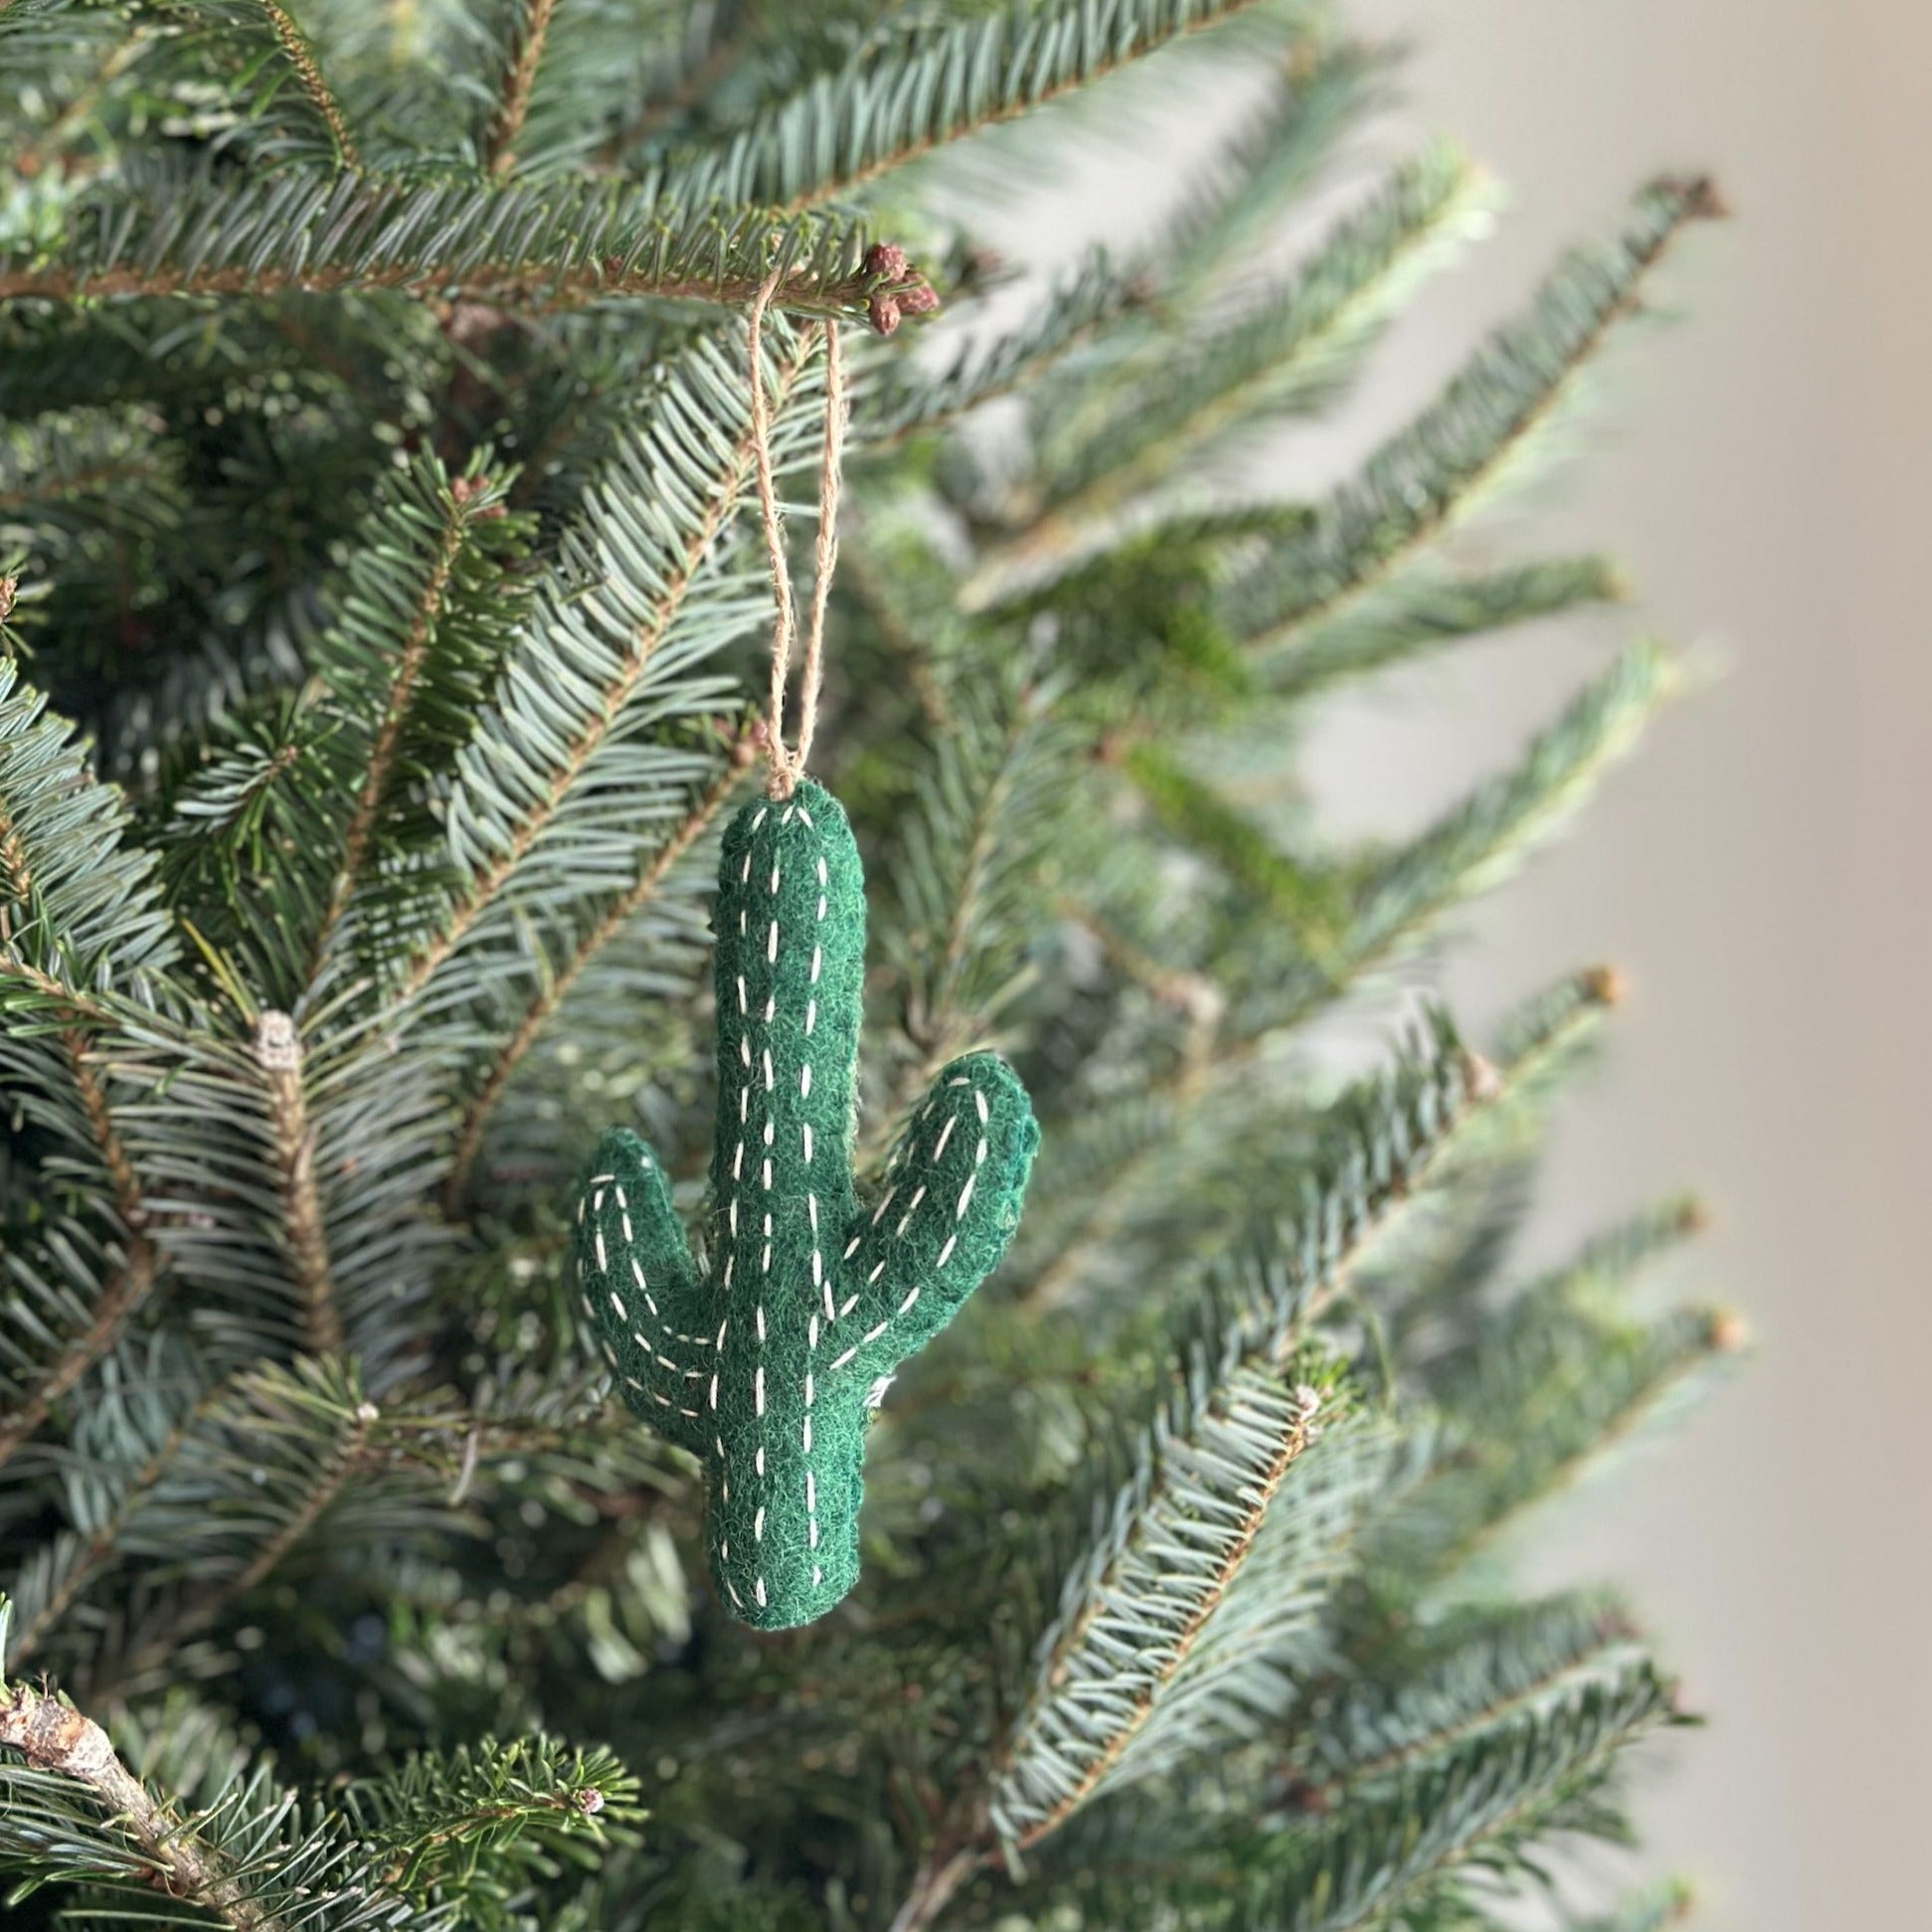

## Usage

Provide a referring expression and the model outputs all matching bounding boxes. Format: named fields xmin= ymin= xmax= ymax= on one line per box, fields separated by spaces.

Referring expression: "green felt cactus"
xmin=575 ymin=780 xmax=1039 ymax=1630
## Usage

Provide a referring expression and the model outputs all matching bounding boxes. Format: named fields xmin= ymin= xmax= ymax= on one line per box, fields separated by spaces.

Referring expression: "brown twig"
xmin=0 ymin=1681 xmax=289 ymax=1930
xmin=254 ymin=0 xmax=359 ymax=168
xmin=0 ymin=1041 xmax=158 ymax=1471
xmin=255 ymin=1013 xmax=342 ymax=1355
xmin=484 ymin=0 xmax=558 ymax=177
xmin=308 ymin=487 xmax=469 ymax=974
xmin=0 ymin=259 xmax=877 ymax=323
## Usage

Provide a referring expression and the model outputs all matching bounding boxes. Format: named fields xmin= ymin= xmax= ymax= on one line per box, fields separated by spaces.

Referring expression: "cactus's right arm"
xmin=576 ymin=1128 xmax=712 ymax=1455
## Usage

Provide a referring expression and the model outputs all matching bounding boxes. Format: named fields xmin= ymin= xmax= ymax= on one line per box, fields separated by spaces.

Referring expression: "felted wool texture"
xmin=575 ymin=781 xmax=1039 ymax=1631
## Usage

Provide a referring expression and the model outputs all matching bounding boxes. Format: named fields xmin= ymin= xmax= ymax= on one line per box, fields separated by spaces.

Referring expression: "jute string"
xmin=748 ymin=265 xmax=848 ymax=800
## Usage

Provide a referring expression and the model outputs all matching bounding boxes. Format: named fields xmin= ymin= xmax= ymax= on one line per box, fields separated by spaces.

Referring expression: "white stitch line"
xmin=932 ymin=1116 xmax=957 ymax=1162
xmin=956 ymin=1175 xmax=976 ymax=1218
xmin=975 ymin=1089 xmax=989 ymax=1125
xmin=938 ymin=1234 xmax=958 ymax=1267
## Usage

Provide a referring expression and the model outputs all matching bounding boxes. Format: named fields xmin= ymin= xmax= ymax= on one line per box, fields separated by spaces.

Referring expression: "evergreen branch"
xmin=251 ymin=0 xmax=360 ymax=169
xmin=859 ymin=250 xmax=1139 ymax=445
xmin=1033 ymin=143 xmax=1485 ymax=533
xmin=0 ymin=1248 xmax=155 ymax=1471
xmin=6 ymin=1378 xmax=214 ymax=1669
xmin=981 ymin=981 xmax=1615 ymax=1854
xmin=341 ymin=1736 xmax=639 ymax=1900
xmin=1265 ymin=554 xmax=1628 ymax=699
xmin=665 ymin=0 xmax=1273 ymax=214
xmin=400 ymin=321 xmax=824 ymax=1004
xmin=484 ymin=0 xmax=559 ymax=177
xmin=1218 ymin=177 xmax=1722 ymax=651
xmin=988 ymin=1018 xmax=1493 ymax=1848
xmin=112 ymin=1373 xmax=389 ymax=1682
xmin=1289 ymin=1595 xmax=1648 ymax=1807
xmin=284 ymin=455 xmax=539 ymax=1000
xmin=1212 ymin=1662 xmax=1677 ymax=1930
xmin=870 ymin=664 xmax=1077 ymax=1140
xmin=313 ymin=473 xmax=476 ymax=966
xmin=0 ymin=1659 xmax=290 ymax=1932
xmin=0 ymin=1037 xmax=158 ymax=1471
xmin=1347 ymin=642 xmax=1678 ymax=966
xmin=1157 ymin=38 xmax=1389 ymax=294
xmin=1122 ymin=740 xmax=1346 ymax=960
xmin=0 ymin=168 xmax=872 ymax=319
xmin=0 ymin=408 xmax=184 ymax=528
xmin=443 ymin=754 xmax=747 ymax=1205
xmin=254 ymin=1012 xmax=342 ymax=1356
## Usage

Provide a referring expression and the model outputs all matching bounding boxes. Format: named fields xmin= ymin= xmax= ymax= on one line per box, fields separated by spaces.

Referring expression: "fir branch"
xmin=1218 ymin=176 xmax=1723 ymax=651
xmin=0 ymin=1250 xmax=155 ymax=1471
xmin=254 ymin=1012 xmax=342 ymax=1356
xmin=484 ymin=0 xmax=559 ymax=178
xmin=1265 ymin=554 xmax=1628 ymax=699
xmin=398 ymin=322 xmax=823 ymax=1005
xmin=114 ymin=1379 xmax=386 ymax=1682
xmin=251 ymin=0 xmax=360 ymax=168
xmin=0 ymin=168 xmax=872 ymax=320
xmin=1288 ymin=1596 xmax=1649 ymax=1808
xmin=665 ymin=0 xmax=1274 ymax=214
xmin=1346 ymin=642 xmax=1678 ymax=966
xmin=342 ymin=1736 xmax=640 ymax=1902
xmin=859 ymin=249 xmax=1139 ymax=445
xmin=0 ymin=1669 xmax=290 ymax=1932
xmin=1030 ymin=143 xmax=1485 ymax=535
xmin=988 ymin=1011 xmax=1526 ymax=1850
xmin=1157 ymin=38 xmax=1390 ymax=295
xmin=6 ymin=1381 xmax=212 ymax=1669
xmin=313 ymin=479 xmax=474 ymax=964
xmin=443 ymin=754 xmax=747 ymax=1205
xmin=0 ymin=1037 xmax=157 ymax=1471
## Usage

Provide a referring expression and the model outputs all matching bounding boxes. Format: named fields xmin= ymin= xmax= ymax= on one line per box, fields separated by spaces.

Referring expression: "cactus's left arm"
xmin=577 ymin=1127 xmax=713 ymax=1456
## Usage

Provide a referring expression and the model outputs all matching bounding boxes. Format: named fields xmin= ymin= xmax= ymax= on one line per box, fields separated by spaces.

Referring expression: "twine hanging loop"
xmin=747 ymin=266 xmax=849 ymax=800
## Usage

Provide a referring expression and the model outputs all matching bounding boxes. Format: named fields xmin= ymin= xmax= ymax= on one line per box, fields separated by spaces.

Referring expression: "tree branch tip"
xmin=1669 ymin=173 xmax=1730 ymax=222
xmin=1704 ymin=1307 xmax=1749 ymax=1354
xmin=1579 ymin=963 xmax=1626 ymax=1008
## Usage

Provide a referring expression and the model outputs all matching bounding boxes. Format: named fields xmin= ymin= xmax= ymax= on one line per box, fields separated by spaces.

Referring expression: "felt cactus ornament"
xmin=575 ymin=783 xmax=1038 ymax=1628
xmin=572 ymin=273 xmax=1038 ymax=1630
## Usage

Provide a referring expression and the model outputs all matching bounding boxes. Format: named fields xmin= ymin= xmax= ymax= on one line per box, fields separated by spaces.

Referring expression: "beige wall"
xmin=1336 ymin=3 xmax=1932 ymax=1923
xmin=990 ymin=2 xmax=1930 ymax=1921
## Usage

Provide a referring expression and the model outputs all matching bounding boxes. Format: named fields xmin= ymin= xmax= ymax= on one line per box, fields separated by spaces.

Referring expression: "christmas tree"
xmin=0 ymin=3 xmax=1737 ymax=1926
